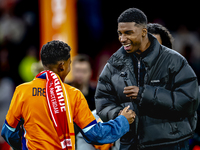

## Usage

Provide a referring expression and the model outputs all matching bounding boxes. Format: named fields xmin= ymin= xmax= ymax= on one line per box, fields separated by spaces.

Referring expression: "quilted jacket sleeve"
xmin=95 ymin=63 xmax=123 ymax=122
xmin=141 ymin=59 xmax=199 ymax=118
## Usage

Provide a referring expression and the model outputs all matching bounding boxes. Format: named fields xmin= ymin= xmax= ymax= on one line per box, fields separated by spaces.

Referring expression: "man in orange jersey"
xmin=1 ymin=40 xmax=136 ymax=150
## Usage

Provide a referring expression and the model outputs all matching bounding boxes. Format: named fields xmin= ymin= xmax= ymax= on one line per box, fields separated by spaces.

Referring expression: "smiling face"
xmin=117 ymin=22 xmax=147 ymax=54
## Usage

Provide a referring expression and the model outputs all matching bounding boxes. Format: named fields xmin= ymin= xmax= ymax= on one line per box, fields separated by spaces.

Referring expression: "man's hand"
xmin=121 ymin=105 xmax=136 ymax=124
xmin=123 ymin=86 xmax=139 ymax=99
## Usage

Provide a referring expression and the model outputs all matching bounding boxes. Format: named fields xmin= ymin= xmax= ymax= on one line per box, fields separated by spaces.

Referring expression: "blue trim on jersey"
xmin=84 ymin=120 xmax=97 ymax=128
xmin=82 ymin=120 xmax=97 ymax=133
xmin=37 ymin=73 xmax=46 ymax=79
xmin=5 ymin=120 xmax=16 ymax=132
xmin=22 ymin=126 xmax=28 ymax=150
xmin=1 ymin=120 xmax=22 ymax=149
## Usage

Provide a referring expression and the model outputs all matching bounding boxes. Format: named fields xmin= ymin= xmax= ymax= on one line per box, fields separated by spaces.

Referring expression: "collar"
xmin=36 ymin=72 xmax=46 ymax=79
xmin=133 ymin=36 xmax=153 ymax=59
xmin=142 ymin=33 xmax=161 ymax=68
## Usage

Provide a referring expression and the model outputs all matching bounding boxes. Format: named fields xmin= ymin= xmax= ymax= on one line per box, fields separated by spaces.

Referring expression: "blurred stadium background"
xmin=0 ymin=0 xmax=199 ymax=87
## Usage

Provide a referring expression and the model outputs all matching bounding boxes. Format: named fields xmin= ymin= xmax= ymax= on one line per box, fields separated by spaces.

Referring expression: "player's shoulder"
xmin=16 ymin=81 xmax=33 ymax=90
xmin=63 ymin=83 xmax=82 ymax=95
xmin=15 ymin=79 xmax=41 ymax=94
xmin=63 ymin=83 xmax=86 ymax=105
xmin=11 ymin=82 xmax=33 ymax=100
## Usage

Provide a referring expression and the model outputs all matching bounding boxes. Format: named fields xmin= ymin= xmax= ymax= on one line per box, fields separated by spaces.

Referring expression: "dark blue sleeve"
xmin=1 ymin=120 xmax=22 ymax=150
xmin=82 ymin=115 xmax=129 ymax=144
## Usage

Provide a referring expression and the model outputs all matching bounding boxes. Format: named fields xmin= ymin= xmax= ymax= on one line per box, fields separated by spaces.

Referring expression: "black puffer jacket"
xmin=95 ymin=34 xmax=199 ymax=149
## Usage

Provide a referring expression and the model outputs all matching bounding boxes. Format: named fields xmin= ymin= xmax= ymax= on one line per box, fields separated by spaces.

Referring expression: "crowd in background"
xmin=0 ymin=0 xmax=200 ymax=150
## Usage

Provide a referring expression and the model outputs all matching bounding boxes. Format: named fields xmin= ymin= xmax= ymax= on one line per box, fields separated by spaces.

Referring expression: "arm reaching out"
xmin=82 ymin=106 xmax=136 ymax=144
xmin=120 ymin=105 xmax=136 ymax=124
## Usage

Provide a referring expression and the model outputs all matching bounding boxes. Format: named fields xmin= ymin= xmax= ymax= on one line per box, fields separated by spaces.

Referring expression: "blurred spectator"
xmin=173 ymin=25 xmax=200 ymax=57
xmin=68 ymin=54 xmax=96 ymax=111
xmin=0 ymin=0 xmax=26 ymax=44
xmin=147 ymin=23 xmax=174 ymax=49
xmin=173 ymin=25 xmax=200 ymax=84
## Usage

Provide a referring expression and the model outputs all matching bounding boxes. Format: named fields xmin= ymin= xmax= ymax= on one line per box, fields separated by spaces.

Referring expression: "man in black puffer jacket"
xmin=95 ymin=8 xmax=199 ymax=150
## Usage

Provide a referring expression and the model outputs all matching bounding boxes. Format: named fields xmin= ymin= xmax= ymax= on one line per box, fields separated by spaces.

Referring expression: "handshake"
xmin=119 ymin=105 xmax=136 ymax=124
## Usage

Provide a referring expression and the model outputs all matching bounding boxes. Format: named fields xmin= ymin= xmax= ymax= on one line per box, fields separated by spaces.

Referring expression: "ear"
xmin=142 ymin=28 xmax=148 ymax=37
xmin=58 ymin=61 xmax=64 ymax=72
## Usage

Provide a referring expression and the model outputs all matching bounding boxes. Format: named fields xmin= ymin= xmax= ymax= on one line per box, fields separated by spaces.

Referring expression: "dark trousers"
xmin=120 ymin=139 xmax=190 ymax=150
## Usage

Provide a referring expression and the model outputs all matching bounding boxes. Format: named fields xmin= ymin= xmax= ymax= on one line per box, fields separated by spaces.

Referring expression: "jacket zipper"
xmin=136 ymin=57 xmax=141 ymax=143
xmin=137 ymin=57 xmax=141 ymax=86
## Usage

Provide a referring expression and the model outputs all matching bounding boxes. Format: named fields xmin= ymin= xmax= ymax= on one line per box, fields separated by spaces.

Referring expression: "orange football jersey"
xmin=6 ymin=77 xmax=95 ymax=149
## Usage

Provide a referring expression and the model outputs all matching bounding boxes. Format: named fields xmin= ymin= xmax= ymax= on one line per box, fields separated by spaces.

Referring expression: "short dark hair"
xmin=73 ymin=54 xmax=92 ymax=69
xmin=118 ymin=8 xmax=147 ymax=26
xmin=41 ymin=40 xmax=71 ymax=66
xmin=147 ymin=23 xmax=173 ymax=49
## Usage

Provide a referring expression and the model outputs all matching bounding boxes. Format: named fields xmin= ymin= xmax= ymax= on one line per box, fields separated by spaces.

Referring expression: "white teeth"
xmin=123 ymin=44 xmax=131 ymax=47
